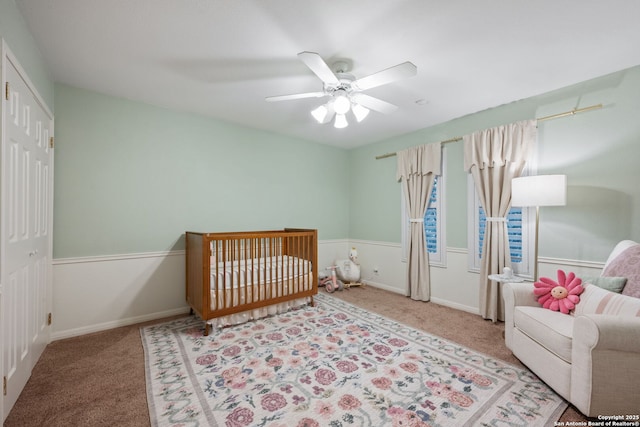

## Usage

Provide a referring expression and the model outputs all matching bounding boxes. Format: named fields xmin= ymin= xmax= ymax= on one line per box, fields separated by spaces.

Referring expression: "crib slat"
xmin=239 ymin=239 xmax=242 ymax=306
xmin=222 ymin=239 xmax=226 ymax=310
xmin=274 ymin=237 xmax=279 ymax=300
xmin=245 ymin=239 xmax=249 ymax=302
xmin=292 ymin=235 xmax=297 ymax=295
xmin=215 ymin=240 xmax=225 ymax=310
xmin=249 ymin=237 xmax=253 ymax=304
xmin=297 ymin=235 xmax=302 ymax=294
xmin=234 ymin=239 xmax=239 ymax=309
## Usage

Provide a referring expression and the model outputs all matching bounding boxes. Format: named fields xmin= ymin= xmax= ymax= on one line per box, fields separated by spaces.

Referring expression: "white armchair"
xmin=503 ymin=240 xmax=640 ymax=417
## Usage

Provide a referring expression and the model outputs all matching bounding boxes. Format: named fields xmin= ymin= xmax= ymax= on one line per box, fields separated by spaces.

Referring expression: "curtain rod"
xmin=374 ymin=103 xmax=603 ymax=160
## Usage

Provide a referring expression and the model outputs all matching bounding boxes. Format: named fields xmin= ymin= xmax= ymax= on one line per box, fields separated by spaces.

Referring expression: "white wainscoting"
xmin=348 ymin=240 xmax=406 ymax=294
xmin=51 ymin=239 xmax=605 ymax=340
xmin=345 ymin=240 xmax=606 ymax=315
xmin=318 ymin=239 xmax=350 ymax=272
xmin=52 ymin=251 xmax=189 ymax=340
xmin=52 ymin=240 xmax=351 ymax=340
xmin=351 ymin=241 xmax=481 ymax=314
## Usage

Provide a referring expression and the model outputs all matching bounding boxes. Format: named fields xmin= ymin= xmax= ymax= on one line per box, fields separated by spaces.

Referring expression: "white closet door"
xmin=2 ymin=48 xmax=54 ymax=421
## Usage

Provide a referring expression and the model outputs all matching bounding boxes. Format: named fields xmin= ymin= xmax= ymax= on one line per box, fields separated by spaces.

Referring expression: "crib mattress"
xmin=210 ymin=273 xmax=313 ymax=311
xmin=210 ymin=255 xmax=312 ymax=289
xmin=209 ymin=255 xmax=312 ymax=311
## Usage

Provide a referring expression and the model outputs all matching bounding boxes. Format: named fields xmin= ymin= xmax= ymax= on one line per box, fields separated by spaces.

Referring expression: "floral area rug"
xmin=141 ymin=293 xmax=567 ymax=426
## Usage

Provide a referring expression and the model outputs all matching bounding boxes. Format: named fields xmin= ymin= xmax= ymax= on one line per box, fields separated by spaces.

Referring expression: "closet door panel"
xmin=2 ymin=53 xmax=53 ymax=419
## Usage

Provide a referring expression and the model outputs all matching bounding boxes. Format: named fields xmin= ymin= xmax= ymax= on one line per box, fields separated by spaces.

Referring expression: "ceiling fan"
xmin=265 ymin=51 xmax=417 ymax=128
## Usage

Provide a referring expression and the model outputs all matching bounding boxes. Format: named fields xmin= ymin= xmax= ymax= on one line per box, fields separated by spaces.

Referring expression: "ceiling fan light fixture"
xmin=334 ymin=113 xmax=348 ymax=129
xmin=311 ymin=104 xmax=329 ymax=123
xmin=333 ymin=91 xmax=351 ymax=115
xmin=352 ymin=103 xmax=370 ymax=122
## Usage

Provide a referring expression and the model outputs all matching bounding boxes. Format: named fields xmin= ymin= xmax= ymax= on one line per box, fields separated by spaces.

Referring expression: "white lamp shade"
xmin=311 ymin=103 xmax=335 ymax=124
xmin=334 ymin=113 xmax=348 ymax=129
xmin=511 ymin=175 xmax=567 ymax=207
xmin=311 ymin=105 xmax=329 ymax=123
xmin=352 ymin=103 xmax=370 ymax=122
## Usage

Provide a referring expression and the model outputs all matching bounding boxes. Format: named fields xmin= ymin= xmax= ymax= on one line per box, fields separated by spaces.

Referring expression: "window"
xmin=478 ymin=206 xmax=524 ymax=262
xmin=467 ymin=165 xmax=535 ymax=278
xmin=424 ymin=181 xmax=439 ymax=255
xmin=401 ymin=156 xmax=446 ymax=267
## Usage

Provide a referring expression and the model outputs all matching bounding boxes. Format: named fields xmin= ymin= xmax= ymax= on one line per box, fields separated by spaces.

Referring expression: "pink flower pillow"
xmin=534 ymin=270 xmax=584 ymax=314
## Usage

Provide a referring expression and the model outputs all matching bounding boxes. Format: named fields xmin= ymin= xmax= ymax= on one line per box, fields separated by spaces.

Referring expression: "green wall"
xmin=53 ymin=84 xmax=350 ymax=258
xmin=5 ymin=0 xmax=639 ymax=264
xmin=0 ymin=0 xmax=54 ymax=109
xmin=349 ymin=66 xmax=640 ymax=263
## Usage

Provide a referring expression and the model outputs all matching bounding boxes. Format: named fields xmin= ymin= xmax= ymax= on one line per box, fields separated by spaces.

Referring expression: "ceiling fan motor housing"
xmin=324 ymin=72 xmax=355 ymax=95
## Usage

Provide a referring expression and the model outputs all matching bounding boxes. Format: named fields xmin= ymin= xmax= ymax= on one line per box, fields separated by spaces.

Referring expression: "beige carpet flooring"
xmin=4 ymin=286 xmax=587 ymax=426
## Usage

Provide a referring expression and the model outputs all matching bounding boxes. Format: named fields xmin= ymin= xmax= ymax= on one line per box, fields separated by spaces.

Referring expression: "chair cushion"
xmin=602 ymin=243 xmax=640 ymax=299
xmin=574 ymin=283 xmax=640 ymax=317
xmin=581 ymin=275 xmax=627 ymax=293
xmin=513 ymin=306 xmax=574 ymax=363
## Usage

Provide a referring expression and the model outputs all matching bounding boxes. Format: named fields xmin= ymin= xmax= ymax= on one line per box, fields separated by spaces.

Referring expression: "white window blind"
xmin=425 ymin=178 xmax=439 ymax=255
xmin=478 ymin=206 xmax=526 ymax=264
xmin=467 ymin=161 xmax=536 ymax=278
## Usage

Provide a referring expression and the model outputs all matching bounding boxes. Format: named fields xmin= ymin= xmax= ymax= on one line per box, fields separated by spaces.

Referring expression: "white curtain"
xmin=397 ymin=142 xmax=442 ymax=301
xmin=464 ymin=120 xmax=536 ymax=321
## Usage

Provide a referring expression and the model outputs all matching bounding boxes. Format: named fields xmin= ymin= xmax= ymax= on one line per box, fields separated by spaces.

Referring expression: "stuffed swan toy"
xmin=336 ymin=247 xmax=361 ymax=284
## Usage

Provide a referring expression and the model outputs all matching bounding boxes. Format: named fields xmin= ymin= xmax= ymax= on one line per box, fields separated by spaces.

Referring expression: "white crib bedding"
xmin=208 ymin=295 xmax=311 ymax=330
xmin=209 ymin=255 xmax=312 ymax=312
xmin=210 ymin=255 xmax=312 ymax=289
xmin=209 ymin=273 xmax=313 ymax=310
xmin=208 ymin=268 xmax=313 ymax=330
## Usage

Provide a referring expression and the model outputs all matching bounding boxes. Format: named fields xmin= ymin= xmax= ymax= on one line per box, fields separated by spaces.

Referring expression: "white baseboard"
xmin=360 ymin=280 xmax=405 ymax=295
xmin=362 ymin=282 xmax=479 ymax=315
xmin=51 ymin=307 xmax=191 ymax=341
xmin=430 ymin=297 xmax=480 ymax=315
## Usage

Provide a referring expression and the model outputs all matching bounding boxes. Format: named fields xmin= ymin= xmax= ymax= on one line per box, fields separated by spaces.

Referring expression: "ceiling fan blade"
xmin=353 ymin=61 xmax=417 ymax=91
xmin=297 ymin=51 xmax=340 ymax=86
xmin=351 ymin=93 xmax=398 ymax=114
xmin=265 ymin=92 xmax=326 ymax=102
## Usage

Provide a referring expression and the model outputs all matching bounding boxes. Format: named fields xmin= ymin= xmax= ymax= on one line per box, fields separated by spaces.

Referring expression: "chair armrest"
xmin=502 ymin=282 xmax=537 ymax=350
xmin=503 ymin=282 xmax=538 ymax=308
xmin=574 ymin=314 xmax=640 ymax=352
xmin=571 ymin=314 xmax=640 ymax=416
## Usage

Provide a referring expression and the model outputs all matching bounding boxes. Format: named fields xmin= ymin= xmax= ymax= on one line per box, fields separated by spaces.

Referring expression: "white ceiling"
xmin=16 ymin=0 xmax=640 ymax=149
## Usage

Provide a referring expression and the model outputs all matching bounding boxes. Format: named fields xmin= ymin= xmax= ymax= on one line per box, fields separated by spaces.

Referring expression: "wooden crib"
xmin=185 ymin=228 xmax=318 ymax=335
